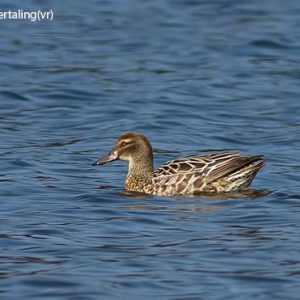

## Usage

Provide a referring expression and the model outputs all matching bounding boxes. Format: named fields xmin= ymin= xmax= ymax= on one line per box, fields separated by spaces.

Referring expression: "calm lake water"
xmin=0 ymin=0 xmax=300 ymax=299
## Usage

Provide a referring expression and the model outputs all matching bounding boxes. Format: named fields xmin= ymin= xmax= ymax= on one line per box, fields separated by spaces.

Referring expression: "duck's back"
xmin=145 ymin=152 xmax=265 ymax=195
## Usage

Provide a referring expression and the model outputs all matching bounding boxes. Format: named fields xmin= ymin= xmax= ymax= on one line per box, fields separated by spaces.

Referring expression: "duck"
xmin=93 ymin=132 xmax=265 ymax=196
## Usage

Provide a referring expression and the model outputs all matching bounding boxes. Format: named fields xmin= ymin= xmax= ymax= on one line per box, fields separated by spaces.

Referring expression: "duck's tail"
xmin=226 ymin=157 xmax=266 ymax=190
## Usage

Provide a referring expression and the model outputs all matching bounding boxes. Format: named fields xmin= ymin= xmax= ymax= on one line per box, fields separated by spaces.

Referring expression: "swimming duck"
xmin=93 ymin=132 xmax=265 ymax=196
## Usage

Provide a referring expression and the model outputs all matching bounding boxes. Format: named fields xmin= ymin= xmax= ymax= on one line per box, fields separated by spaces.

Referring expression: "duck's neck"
xmin=125 ymin=158 xmax=153 ymax=191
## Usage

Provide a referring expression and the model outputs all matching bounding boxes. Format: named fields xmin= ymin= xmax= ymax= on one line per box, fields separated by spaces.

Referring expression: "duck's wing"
xmin=153 ymin=152 xmax=264 ymax=184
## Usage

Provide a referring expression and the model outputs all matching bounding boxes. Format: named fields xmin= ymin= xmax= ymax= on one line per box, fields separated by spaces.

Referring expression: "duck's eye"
xmin=120 ymin=141 xmax=128 ymax=147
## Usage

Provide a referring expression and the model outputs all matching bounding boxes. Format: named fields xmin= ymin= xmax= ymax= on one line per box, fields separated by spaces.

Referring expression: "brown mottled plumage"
xmin=93 ymin=132 xmax=265 ymax=196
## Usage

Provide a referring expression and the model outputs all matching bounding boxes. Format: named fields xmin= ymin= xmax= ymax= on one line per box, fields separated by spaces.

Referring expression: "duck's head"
xmin=93 ymin=132 xmax=153 ymax=166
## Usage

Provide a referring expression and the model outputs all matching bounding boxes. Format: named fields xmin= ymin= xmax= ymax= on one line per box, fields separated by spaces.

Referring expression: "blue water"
xmin=0 ymin=0 xmax=300 ymax=299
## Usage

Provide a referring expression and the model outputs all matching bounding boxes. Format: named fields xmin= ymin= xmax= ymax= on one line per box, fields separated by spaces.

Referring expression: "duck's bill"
xmin=93 ymin=152 xmax=118 ymax=166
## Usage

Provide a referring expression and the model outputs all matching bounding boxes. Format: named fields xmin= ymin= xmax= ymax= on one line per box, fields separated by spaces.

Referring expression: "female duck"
xmin=93 ymin=132 xmax=265 ymax=196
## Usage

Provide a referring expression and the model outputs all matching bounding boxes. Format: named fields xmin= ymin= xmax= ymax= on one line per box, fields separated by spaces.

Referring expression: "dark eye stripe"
xmin=120 ymin=141 xmax=129 ymax=147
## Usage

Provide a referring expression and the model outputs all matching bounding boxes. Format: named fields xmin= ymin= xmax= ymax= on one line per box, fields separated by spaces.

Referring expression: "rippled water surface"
xmin=1 ymin=0 xmax=300 ymax=299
